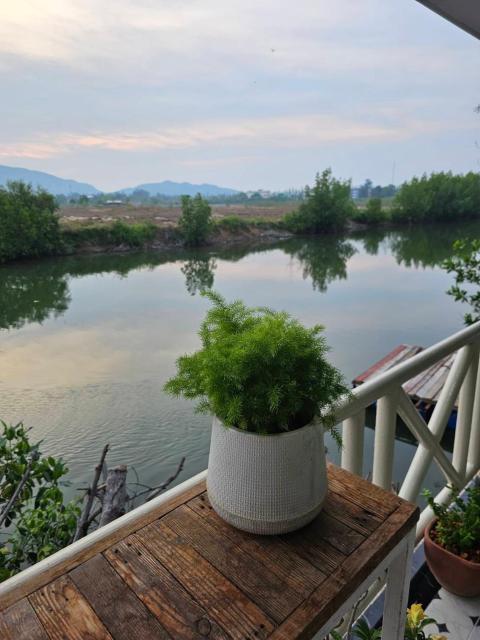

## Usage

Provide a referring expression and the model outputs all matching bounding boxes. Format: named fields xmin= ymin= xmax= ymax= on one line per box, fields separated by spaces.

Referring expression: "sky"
xmin=0 ymin=0 xmax=479 ymax=192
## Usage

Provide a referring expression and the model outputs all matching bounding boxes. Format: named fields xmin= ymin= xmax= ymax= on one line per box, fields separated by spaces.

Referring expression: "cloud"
xmin=0 ymin=108 xmax=473 ymax=162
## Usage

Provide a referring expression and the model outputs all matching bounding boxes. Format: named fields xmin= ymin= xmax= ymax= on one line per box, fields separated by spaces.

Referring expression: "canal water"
xmin=0 ymin=222 xmax=477 ymax=502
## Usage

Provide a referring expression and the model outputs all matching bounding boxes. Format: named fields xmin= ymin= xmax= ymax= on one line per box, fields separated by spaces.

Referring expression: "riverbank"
xmin=59 ymin=217 xmax=294 ymax=257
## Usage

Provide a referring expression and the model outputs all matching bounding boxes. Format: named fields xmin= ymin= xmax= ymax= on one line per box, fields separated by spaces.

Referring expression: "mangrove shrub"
xmin=0 ymin=181 xmax=61 ymax=263
xmin=285 ymin=169 xmax=355 ymax=233
xmin=392 ymin=172 xmax=480 ymax=223
xmin=179 ymin=194 xmax=212 ymax=246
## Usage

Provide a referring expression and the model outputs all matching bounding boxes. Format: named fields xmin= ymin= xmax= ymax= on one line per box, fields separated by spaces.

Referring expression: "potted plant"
xmin=423 ymin=483 xmax=480 ymax=597
xmin=165 ymin=291 xmax=348 ymax=534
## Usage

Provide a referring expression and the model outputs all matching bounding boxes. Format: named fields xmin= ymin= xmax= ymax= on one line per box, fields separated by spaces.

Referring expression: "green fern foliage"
xmin=164 ymin=291 xmax=348 ymax=435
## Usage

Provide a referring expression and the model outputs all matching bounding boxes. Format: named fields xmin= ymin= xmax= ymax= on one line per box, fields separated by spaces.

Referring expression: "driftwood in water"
xmin=73 ymin=444 xmax=109 ymax=542
xmin=73 ymin=446 xmax=185 ymax=540
xmin=99 ymin=465 xmax=128 ymax=527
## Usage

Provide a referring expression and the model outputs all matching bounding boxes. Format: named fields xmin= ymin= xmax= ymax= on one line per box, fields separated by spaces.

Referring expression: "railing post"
xmin=372 ymin=390 xmax=398 ymax=490
xmin=468 ymin=346 xmax=480 ymax=472
xmin=341 ymin=410 xmax=365 ymax=476
xmin=452 ymin=343 xmax=479 ymax=481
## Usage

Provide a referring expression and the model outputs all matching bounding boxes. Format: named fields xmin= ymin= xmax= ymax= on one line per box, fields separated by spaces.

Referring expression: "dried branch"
xmin=73 ymin=444 xmax=109 ymax=542
xmin=146 ymin=457 xmax=185 ymax=502
xmin=0 ymin=451 xmax=39 ymax=528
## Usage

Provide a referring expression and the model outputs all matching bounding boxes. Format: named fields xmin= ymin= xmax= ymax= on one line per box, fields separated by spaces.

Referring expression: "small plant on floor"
xmin=423 ymin=484 xmax=480 ymax=562
xmin=328 ymin=606 xmax=446 ymax=640
xmin=404 ymin=603 xmax=446 ymax=640
xmin=164 ymin=290 xmax=349 ymax=442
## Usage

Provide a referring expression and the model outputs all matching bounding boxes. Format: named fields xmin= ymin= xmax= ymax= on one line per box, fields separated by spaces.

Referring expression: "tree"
xmin=178 ymin=194 xmax=213 ymax=246
xmin=0 ymin=181 xmax=61 ymax=263
xmin=285 ymin=169 xmax=354 ymax=234
xmin=443 ymin=239 xmax=480 ymax=325
xmin=391 ymin=172 xmax=480 ymax=223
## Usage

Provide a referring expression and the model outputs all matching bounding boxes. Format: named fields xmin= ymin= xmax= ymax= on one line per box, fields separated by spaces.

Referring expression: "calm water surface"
xmin=1 ymin=222 xmax=478 ymax=501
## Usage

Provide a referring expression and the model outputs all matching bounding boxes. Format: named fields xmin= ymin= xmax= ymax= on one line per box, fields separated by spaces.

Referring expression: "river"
xmin=0 ymin=221 xmax=478 ymax=503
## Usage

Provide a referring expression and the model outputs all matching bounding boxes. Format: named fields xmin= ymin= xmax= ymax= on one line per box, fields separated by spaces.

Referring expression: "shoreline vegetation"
xmin=1 ymin=169 xmax=480 ymax=264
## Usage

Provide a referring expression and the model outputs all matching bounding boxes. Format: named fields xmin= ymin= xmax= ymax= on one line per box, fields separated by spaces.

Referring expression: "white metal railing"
xmin=334 ymin=320 xmax=480 ymax=540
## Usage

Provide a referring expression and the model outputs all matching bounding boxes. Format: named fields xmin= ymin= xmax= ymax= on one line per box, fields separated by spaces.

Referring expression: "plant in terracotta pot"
xmin=164 ymin=291 xmax=349 ymax=534
xmin=423 ymin=482 xmax=480 ymax=597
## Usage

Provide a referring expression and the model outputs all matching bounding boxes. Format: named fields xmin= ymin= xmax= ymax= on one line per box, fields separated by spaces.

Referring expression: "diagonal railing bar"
xmin=396 ymin=388 xmax=462 ymax=489
xmin=399 ymin=344 xmax=474 ymax=502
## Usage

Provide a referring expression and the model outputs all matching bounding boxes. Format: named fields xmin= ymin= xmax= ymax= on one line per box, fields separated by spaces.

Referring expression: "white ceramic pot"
xmin=207 ymin=416 xmax=327 ymax=534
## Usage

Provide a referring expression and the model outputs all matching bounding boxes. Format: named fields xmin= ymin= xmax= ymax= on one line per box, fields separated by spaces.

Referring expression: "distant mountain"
xmin=0 ymin=165 xmax=100 ymax=196
xmin=121 ymin=181 xmax=238 ymax=197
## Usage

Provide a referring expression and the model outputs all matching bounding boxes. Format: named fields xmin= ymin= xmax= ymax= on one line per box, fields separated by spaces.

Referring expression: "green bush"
xmin=0 ymin=421 xmax=79 ymax=580
xmin=423 ymin=483 xmax=480 ymax=562
xmin=164 ymin=291 xmax=348 ymax=438
xmin=352 ymin=198 xmax=387 ymax=225
xmin=392 ymin=172 xmax=480 ymax=223
xmin=62 ymin=221 xmax=156 ymax=249
xmin=284 ymin=169 xmax=355 ymax=234
xmin=215 ymin=216 xmax=250 ymax=232
xmin=443 ymin=238 xmax=480 ymax=325
xmin=178 ymin=194 xmax=212 ymax=246
xmin=0 ymin=181 xmax=61 ymax=263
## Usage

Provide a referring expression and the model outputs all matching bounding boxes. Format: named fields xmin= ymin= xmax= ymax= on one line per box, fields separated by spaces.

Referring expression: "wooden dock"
xmin=353 ymin=344 xmax=458 ymax=411
xmin=0 ymin=465 xmax=418 ymax=640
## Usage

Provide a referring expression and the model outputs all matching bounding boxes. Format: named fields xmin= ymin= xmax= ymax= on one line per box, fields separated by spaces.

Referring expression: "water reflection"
xmin=1 ymin=221 xmax=479 ymax=332
xmin=283 ymin=237 xmax=356 ymax=292
xmin=181 ymin=256 xmax=217 ymax=296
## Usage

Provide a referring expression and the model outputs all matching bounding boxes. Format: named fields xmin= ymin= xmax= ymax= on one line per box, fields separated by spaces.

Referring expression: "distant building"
xmin=104 ymin=200 xmax=124 ymax=205
xmin=351 ymin=187 xmax=361 ymax=200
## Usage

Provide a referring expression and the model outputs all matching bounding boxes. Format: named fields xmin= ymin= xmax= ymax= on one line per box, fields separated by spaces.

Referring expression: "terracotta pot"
xmin=424 ymin=519 xmax=480 ymax=597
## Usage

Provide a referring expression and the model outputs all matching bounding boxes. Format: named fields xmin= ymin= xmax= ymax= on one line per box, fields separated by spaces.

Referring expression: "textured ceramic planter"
xmin=207 ymin=416 xmax=327 ymax=534
xmin=424 ymin=519 xmax=480 ymax=597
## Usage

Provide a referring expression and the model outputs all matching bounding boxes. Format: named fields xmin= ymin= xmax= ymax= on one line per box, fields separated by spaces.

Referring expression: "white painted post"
xmin=467 ymin=348 xmax=480 ymax=472
xmin=341 ymin=410 xmax=365 ymax=476
xmin=400 ymin=345 xmax=473 ymax=502
xmin=382 ymin=528 xmax=415 ymax=639
xmin=372 ymin=391 xmax=398 ymax=490
xmin=452 ymin=344 xmax=479 ymax=481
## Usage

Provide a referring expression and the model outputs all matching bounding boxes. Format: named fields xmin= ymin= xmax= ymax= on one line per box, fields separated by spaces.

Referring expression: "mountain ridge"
xmin=0 ymin=164 xmax=100 ymax=196
xmin=0 ymin=165 xmax=238 ymax=197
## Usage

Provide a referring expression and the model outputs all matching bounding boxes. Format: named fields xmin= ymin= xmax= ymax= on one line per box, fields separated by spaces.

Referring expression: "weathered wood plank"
xmin=162 ymin=503 xmax=302 ymax=623
xmin=187 ymin=493 xmax=326 ymax=597
xmin=299 ymin=510 xmax=365 ymax=556
xmin=270 ymin=501 xmax=419 ymax=640
xmin=327 ymin=463 xmax=400 ymax=518
xmin=29 ymin=574 xmax=113 ymax=640
xmin=136 ymin=521 xmax=274 ymax=640
xmin=322 ymin=492 xmax=383 ymax=537
xmin=0 ymin=598 xmax=48 ymax=640
xmin=280 ymin=524 xmax=346 ymax=575
xmin=0 ymin=478 xmax=207 ymax=610
xmin=70 ymin=554 xmax=170 ymax=640
xmin=105 ymin=538 xmax=228 ymax=640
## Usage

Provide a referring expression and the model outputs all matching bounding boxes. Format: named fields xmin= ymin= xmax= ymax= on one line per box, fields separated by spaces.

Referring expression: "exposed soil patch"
xmin=59 ymin=203 xmax=296 ymax=227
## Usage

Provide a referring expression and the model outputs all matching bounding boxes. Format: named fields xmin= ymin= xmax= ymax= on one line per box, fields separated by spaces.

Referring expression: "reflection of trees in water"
xmin=3 ymin=220 xmax=480 ymax=331
xmin=0 ymin=253 xmax=164 ymax=331
xmin=282 ymin=237 xmax=356 ymax=292
xmin=0 ymin=270 xmax=70 ymax=330
xmin=353 ymin=220 xmax=480 ymax=268
xmin=181 ymin=257 xmax=217 ymax=295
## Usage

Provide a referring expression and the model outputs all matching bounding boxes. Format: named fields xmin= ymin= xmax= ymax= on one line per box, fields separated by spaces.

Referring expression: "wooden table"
xmin=0 ymin=464 xmax=419 ymax=640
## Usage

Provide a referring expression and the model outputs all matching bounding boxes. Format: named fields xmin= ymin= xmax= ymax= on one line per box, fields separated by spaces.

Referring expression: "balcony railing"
xmin=335 ymin=320 xmax=480 ymax=540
